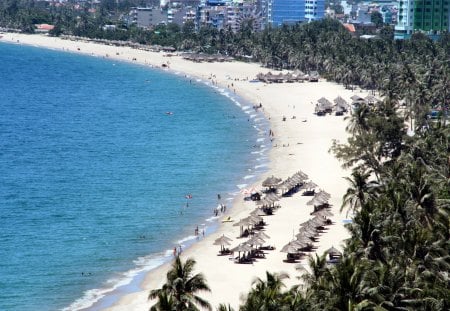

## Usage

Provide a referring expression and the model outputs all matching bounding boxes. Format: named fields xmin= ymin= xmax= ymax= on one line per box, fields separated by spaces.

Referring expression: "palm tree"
xmin=341 ymin=170 xmax=378 ymax=216
xmin=240 ymin=271 xmax=289 ymax=311
xmin=149 ymin=256 xmax=211 ymax=311
xmin=216 ymin=303 xmax=234 ymax=311
xmin=345 ymin=104 xmax=371 ymax=136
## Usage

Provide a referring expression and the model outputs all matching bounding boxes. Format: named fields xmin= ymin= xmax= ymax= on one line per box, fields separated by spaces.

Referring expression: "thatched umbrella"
xmin=280 ymin=242 xmax=300 ymax=254
xmin=310 ymin=216 xmax=327 ymax=225
xmin=213 ymin=234 xmax=233 ymax=252
xmin=303 ymin=181 xmax=318 ymax=190
xmin=312 ymin=209 xmax=334 ymax=217
xmin=334 ymin=96 xmax=349 ymax=111
xmin=231 ymin=243 xmax=252 ymax=259
xmin=255 ymin=231 xmax=270 ymax=239
xmin=249 ymin=214 xmax=263 ymax=224
xmin=307 ymin=196 xmax=327 ymax=206
xmin=232 ymin=243 xmax=252 ymax=252
xmin=247 ymin=236 xmax=266 ymax=247
xmin=291 ymin=239 xmax=308 ymax=249
xmin=265 ymin=192 xmax=280 ymax=202
xmin=295 ymin=234 xmax=314 ymax=244
xmin=315 ymin=190 xmax=331 ymax=200
xmin=233 ymin=217 xmax=255 ymax=236
xmin=262 ymin=175 xmax=282 ymax=188
xmin=250 ymin=208 xmax=263 ymax=216
xmin=256 ymin=198 xmax=272 ymax=207
xmin=317 ymin=97 xmax=333 ymax=111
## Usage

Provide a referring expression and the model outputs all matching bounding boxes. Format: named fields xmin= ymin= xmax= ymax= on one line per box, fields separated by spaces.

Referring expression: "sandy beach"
xmin=1 ymin=33 xmax=369 ymax=310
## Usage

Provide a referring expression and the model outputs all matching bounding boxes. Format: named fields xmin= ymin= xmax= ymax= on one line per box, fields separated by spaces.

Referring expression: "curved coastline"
xmin=1 ymin=33 xmax=371 ymax=310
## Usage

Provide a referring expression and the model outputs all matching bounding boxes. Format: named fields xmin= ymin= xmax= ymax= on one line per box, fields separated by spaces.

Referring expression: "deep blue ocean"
xmin=0 ymin=42 xmax=269 ymax=311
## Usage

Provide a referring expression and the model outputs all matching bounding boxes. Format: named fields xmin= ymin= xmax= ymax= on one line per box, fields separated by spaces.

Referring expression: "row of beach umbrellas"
xmin=214 ymin=231 xmax=271 ymax=258
xmin=315 ymin=96 xmax=351 ymax=114
xmin=182 ymin=53 xmax=234 ymax=63
xmin=278 ymin=171 xmax=309 ymax=194
xmin=256 ymin=70 xmax=320 ymax=83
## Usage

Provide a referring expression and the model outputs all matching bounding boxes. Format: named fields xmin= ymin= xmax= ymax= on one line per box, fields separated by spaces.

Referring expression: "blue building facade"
xmin=269 ymin=0 xmax=305 ymax=26
xmin=305 ymin=0 xmax=325 ymax=21
xmin=268 ymin=0 xmax=325 ymax=26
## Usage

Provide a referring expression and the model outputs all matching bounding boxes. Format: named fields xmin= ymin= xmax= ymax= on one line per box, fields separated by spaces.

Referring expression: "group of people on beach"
xmin=173 ymin=245 xmax=182 ymax=257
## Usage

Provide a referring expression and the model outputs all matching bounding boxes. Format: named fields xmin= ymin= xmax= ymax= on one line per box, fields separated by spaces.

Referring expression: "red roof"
xmin=343 ymin=23 xmax=356 ymax=33
xmin=37 ymin=24 xmax=55 ymax=31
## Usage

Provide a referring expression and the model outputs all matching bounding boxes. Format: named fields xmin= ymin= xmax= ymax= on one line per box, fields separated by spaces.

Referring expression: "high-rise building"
xmin=413 ymin=0 xmax=449 ymax=31
xmin=269 ymin=0 xmax=305 ymax=26
xmin=304 ymin=0 xmax=325 ymax=22
xmin=395 ymin=0 xmax=450 ymax=39
xmin=268 ymin=0 xmax=324 ymax=26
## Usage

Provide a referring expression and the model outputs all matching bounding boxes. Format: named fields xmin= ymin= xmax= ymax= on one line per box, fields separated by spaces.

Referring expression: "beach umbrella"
xmin=280 ymin=243 xmax=300 ymax=254
xmin=315 ymin=190 xmax=331 ymax=199
xmin=295 ymin=232 xmax=314 ymax=241
xmin=247 ymin=236 xmax=265 ymax=246
xmin=231 ymin=243 xmax=252 ymax=253
xmin=233 ymin=217 xmax=256 ymax=236
xmin=256 ymin=198 xmax=271 ymax=207
xmin=310 ymin=216 xmax=327 ymax=226
xmin=265 ymin=192 xmax=280 ymax=202
xmin=231 ymin=243 xmax=252 ymax=260
xmin=250 ymin=208 xmax=263 ymax=216
xmin=262 ymin=175 xmax=282 ymax=188
xmin=291 ymin=239 xmax=308 ymax=249
xmin=213 ymin=234 xmax=232 ymax=244
xmin=249 ymin=214 xmax=263 ymax=224
xmin=213 ymin=234 xmax=233 ymax=252
xmin=306 ymin=196 xmax=327 ymax=206
xmin=233 ymin=217 xmax=252 ymax=227
xmin=294 ymin=170 xmax=308 ymax=179
xmin=303 ymin=181 xmax=318 ymax=190
xmin=298 ymin=225 xmax=317 ymax=235
xmin=296 ymin=231 xmax=316 ymax=240
xmin=312 ymin=209 xmax=334 ymax=217
xmin=300 ymin=219 xmax=314 ymax=227
xmin=255 ymin=231 xmax=270 ymax=239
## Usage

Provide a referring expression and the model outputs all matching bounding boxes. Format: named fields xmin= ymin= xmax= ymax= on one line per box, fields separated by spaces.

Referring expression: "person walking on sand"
xmin=173 ymin=247 xmax=177 ymax=257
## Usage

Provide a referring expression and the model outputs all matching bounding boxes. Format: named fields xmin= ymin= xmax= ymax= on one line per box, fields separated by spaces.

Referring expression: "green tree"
xmin=149 ymin=256 xmax=211 ymax=311
xmin=371 ymin=11 xmax=384 ymax=27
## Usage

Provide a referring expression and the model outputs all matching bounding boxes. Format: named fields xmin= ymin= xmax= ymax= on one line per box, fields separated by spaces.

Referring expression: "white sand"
xmin=1 ymin=33 xmax=368 ymax=310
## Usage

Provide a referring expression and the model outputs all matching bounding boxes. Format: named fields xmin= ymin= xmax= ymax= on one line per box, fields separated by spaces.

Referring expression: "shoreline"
xmin=1 ymin=33 xmax=369 ymax=310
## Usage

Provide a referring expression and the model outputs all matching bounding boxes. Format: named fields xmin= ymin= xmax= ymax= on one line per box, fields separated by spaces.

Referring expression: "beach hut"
xmin=364 ymin=95 xmax=380 ymax=106
xmin=317 ymin=97 xmax=333 ymax=113
xmin=292 ymin=70 xmax=306 ymax=82
xmin=350 ymin=95 xmax=365 ymax=110
xmin=325 ymin=246 xmax=342 ymax=262
xmin=308 ymin=71 xmax=320 ymax=82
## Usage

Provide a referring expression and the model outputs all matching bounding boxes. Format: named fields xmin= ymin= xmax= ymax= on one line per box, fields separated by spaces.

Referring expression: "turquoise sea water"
xmin=0 ymin=42 xmax=269 ymax=310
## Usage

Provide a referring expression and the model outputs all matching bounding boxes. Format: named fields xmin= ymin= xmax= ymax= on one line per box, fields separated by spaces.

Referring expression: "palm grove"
xmin=3 ymin=1 xmax=449 ymax=309
xmin=149 ymin=28 xmax=450 ymax=308
xmin=144 ymin=21 xmax=450 ymax=311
